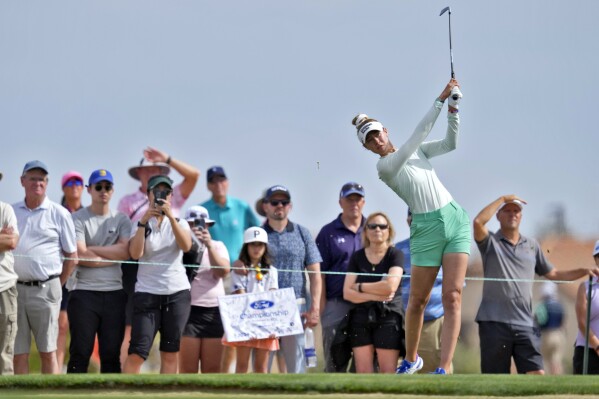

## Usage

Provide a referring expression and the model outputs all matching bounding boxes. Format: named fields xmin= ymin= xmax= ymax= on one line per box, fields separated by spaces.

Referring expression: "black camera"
xmin=194 ymin=217 xmax=206 ymax=229
xmin=153 ymin=190 xmax=168 ymax=205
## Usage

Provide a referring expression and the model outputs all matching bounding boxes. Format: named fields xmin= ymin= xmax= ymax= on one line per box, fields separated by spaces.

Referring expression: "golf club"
xmin=439 ymin=6 xmax=454 ymax=79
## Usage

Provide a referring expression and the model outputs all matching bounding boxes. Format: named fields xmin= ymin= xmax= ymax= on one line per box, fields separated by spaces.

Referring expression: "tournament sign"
xmin=218 ymin=287 xmax=303 ymax=342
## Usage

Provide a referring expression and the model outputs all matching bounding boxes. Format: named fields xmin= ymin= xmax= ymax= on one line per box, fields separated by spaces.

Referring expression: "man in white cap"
xmin=0 ymin=171 xmax=19 ymax=375
xmin=12 ymin=161 xmax=77 ymax=374
xmin=117 ymin=146 xmax=199 ymax=366
xmin=473 ymin=194 xmax=599 ymax=374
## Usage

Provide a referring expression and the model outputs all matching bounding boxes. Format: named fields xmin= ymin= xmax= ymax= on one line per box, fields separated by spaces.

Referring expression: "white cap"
xmin=498 ymin=199 xmax=524 ymax=212
xmin=354 ymin=114 xmax=384 ymax=145
xmin=593 ymin=240 xmax=599 ymax=256
xmin=244 ymin=226 xmax=268 ymax=244
xmin=184 ymin=205 xmax=215 ymax=225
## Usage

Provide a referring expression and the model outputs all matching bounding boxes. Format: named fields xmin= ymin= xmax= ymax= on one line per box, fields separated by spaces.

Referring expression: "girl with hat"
xmin=224 ymin=226 xmax=279 ymax=373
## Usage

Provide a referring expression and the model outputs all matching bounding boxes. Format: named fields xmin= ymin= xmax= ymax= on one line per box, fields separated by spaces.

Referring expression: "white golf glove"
xmin=448 ymin=86 xmax=462 ymax=110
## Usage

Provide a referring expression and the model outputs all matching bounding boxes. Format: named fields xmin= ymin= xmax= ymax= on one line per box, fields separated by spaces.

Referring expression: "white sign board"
xmin=218 ymin=287 xmax=303 ymax=342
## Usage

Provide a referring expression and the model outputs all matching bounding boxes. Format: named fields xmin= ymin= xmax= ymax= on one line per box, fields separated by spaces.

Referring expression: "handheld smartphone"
xmin=154 ymin=190 xmax=168 ymax=205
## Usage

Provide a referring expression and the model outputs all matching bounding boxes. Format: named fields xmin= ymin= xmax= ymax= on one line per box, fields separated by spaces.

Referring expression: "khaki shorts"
xmin=410 ymin=201 xmax=471 ymax=266
xmin=0 ymin=286 xmax=18 ymax=375
xmin=15 ymin=279 xmax=61 ymax=354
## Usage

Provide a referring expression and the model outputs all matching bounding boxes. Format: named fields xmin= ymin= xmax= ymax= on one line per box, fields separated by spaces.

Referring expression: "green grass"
xmin=1 ymin=374 xmax=599 ymax=397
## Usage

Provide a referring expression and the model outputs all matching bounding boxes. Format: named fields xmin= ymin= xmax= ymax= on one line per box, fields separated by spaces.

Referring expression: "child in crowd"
xmin=224 ymin=227 xmax=279 ymax=373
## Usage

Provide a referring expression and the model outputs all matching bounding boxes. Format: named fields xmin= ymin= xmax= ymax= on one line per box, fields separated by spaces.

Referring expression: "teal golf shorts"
xmin=409 ymin=201 xmax=471 ymax=266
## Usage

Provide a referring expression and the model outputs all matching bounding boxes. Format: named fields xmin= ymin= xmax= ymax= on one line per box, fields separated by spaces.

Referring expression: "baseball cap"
xmin=498 ymin=199 xmax=524 ymax=212
xmin=339 ymin=182 xmax=365 ymax=199
xmin=244 ymin=226 xmax=268 ymax=244
xmin=128 ymin=158 xmax=170 ymax=180
xmin=61 ymin=171 xmax=84 ymax=187
xmin=207 ymin=166 xmax=227 ymax=182
xmin=184 ymin=205 xmax=215 ymax=225
xmin=88 ymin=169 xmax=114 ymax=186
xmin=22 ymin=160 xmax=49 ymax=175
xmin=593 ymin=240 xmax=599 ymax=256
xmin=264 ymin=185 xmax=291 ymax=201
xmin=353 ymin=114 xmax=384 ymax=145
xmin=147 ymin=175 xmax=173 ymax=192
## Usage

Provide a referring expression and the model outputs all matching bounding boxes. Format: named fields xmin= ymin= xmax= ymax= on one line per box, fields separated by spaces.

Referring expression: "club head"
xmin=439 ymin=6 xmax=451 ymax=16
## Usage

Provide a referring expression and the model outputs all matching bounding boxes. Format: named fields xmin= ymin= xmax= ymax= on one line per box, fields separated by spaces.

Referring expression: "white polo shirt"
xmin=13 ymin=197 xmax=77 ymax=281
xmin=132 ymin=217 xmax=191 ymax=295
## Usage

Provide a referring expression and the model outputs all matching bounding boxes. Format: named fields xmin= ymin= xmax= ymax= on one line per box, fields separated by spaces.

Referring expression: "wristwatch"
xmin=137 ymin=221 xmax=147 ymax=228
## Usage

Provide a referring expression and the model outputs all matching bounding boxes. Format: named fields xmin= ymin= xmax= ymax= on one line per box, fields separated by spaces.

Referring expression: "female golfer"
xmin=352 ymin=78 xmax=469 ymax=375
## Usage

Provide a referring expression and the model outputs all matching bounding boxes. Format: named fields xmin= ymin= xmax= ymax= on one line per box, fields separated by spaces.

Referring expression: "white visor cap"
xmin=354 ymin=114 xmax=384 ymax=145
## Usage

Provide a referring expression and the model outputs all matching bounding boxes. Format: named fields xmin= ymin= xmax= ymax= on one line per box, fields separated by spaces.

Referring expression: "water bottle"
xmin=304 ymin=327 xmax=317 ymax=368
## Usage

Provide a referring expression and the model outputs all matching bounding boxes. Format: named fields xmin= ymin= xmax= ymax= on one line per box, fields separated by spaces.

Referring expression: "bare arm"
xmin=169 ymin=216 xmax=192 ymax=252
xmin=356 ymin=266 xmax=403 ymax=297
xmin=144 ymin=146 xmax=200 ymax=199
xmin=319 ymin=274 xmax=327 ymax=315
xmin=343 ymin=272 xmax=392 ymax=304
xmin=78 ymin=238 xmax=130 ymax=267
xmin=0 ymin=226 xmax=18 ymax=251
xmin=305 ymin=263 xmax=321 ymax=328
xmin=473 ymin=194 xmax=527 ymax=242
xmin=60 ymin=251 xmax=78 ymax=286
xmin=545 ymin=267 xmax=599 ymax=282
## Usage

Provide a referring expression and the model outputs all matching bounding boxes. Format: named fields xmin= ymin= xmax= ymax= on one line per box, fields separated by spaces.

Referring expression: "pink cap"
xmin=61 ymin=171 xmax=84 ymax=187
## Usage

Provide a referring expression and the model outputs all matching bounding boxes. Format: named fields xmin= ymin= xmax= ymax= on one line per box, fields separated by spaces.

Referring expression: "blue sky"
xmin=1 ymin=1 xmax=598 ymax=241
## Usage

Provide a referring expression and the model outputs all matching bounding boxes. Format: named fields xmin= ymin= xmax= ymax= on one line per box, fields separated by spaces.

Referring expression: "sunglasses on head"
xmin=342 ymin=183 xmax=363 ymax=192
xmin=64 ymin=180 xmax=83 ymax=187
xmin=268 ymin=199 xmax=290 ymax=207
xmin=94 ymin=183 xmax=113 ymax=192
xmin=367 ymin=223 xmax=389 ymax=230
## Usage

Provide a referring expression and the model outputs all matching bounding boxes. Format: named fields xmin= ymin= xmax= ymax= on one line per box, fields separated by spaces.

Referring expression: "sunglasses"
xmin=268 ymin=199 xmax=290 ymax=207
xmin=94 ymin=184 xmax=113 ymax=192
xmin=64 ymin=180 xmax=83 ymax=188
xmin=367 ymin=223 xmax=389 ymax=230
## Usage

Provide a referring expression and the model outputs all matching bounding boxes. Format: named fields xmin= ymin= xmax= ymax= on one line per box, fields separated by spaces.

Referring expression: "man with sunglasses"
xmin=12 ymin=161 xmax=77 ymax=374
xmin=259 ymin=185 xmax=322 ymax=373
xmin=316 ymin=182 xmax=366 ymax=373
xmin=68 ymin=169 xmax=131 ymax=373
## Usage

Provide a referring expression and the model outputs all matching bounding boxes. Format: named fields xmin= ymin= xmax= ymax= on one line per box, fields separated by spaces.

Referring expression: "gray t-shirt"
xmin=72 ymin=207 xmax=132 ymax=291
xmin=475 ymin=231 xmax=553 ymax=327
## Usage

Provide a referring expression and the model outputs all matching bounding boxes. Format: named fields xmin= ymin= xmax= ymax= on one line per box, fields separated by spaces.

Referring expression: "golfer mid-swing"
xmin=352 ymin=78 xmax=468 ymax=375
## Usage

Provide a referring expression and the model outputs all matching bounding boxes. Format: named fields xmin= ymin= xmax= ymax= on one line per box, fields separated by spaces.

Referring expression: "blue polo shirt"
xmin=316 ymin=214 xmax=364 ymax=300
xmin=201 ymin=196 xmax=260 ymax=261
xmin=395 ymin=238 xmax=444 ymax=321
xmin=264 ymin=221 xmax=322 ymax=299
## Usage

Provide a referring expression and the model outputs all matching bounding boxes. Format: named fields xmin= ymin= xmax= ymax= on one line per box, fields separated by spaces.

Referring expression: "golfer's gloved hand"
xmin=448 ymin=86 xmax=462 ymax=110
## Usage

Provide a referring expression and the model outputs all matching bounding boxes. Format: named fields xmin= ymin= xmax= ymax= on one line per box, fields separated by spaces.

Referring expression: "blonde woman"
xmin=343 ymin=212 xmax=403 ymax=373
xmin=352 ymin=79 xmax=469 ymax=375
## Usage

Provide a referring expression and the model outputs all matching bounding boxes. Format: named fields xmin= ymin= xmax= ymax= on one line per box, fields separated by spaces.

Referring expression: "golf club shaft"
xmin=449 ymin=10 xmax=454 ymax=78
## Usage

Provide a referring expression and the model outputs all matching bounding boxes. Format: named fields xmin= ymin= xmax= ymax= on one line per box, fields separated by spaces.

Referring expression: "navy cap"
xmin=147 ymin=175 xmax=174 ymax=192
xmin=207 ymin=166 xmax=227 ymax=182
xmin=22 ymin=160 xmax=49 ymax=175
xmin=339 ymin=182 xmax=365 ymax=199
xmin=264 ymin=185 xmax=290 ymax=201
xmin=88 ymin=169 xmax=114 ymax=186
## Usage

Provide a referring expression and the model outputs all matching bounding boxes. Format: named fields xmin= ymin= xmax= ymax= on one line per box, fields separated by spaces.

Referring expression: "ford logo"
xmin=250 ymin=300 xmax=274 ymax=310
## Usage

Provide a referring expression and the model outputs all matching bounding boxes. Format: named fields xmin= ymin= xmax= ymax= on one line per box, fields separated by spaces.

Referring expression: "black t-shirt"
xmin=347 ymin=246 xmax=404 ymax=314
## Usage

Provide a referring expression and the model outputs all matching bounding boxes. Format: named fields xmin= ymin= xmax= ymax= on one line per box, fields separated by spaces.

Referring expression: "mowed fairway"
xmin=2 ymin=374 xmax=599 ymax=398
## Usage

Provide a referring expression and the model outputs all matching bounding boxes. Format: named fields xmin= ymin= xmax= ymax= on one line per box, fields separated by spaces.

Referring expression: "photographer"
xmin=123 ymin=175 xmax=192 ymax=374
xmin=179 ymin=206 xmax=230 ymax=374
